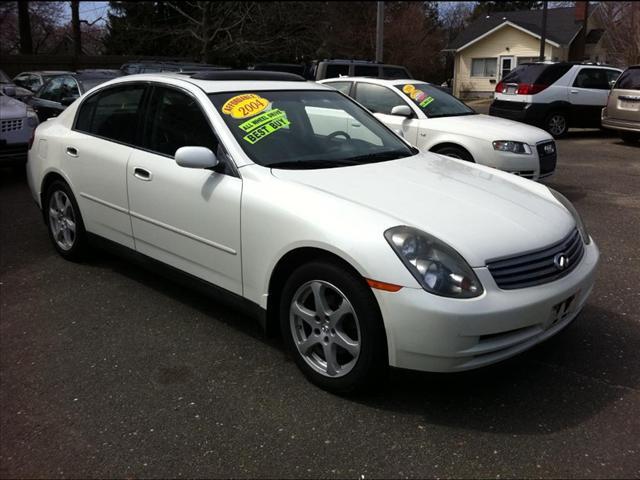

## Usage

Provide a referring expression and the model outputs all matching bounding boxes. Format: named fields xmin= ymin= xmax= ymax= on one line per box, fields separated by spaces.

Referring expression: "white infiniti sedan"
xmin=319 ymin=77 xmax=557 ymax=180
xmin=26 ymin=71 xmax=598 ymax=392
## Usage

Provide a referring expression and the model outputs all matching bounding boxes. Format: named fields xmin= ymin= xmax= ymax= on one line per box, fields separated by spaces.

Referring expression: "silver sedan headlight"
xmin=26 ymin=106 xmax=39 ymax=127
xmin=492 ymin=140 xmax=532 ymax=154
xmin=385 ymin=226 xmax=483 ymax=298
xmin=549 ymin=188 xmax=591 ymax=244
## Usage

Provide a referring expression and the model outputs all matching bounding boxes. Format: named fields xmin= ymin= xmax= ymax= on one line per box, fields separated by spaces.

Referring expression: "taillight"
xmin=495 ymin=81 xmax=504 ymax=93
xmin=28 ymin=128 xmax=36 ymax=150
xmin=516 ymin=83 xmax=548 ymax=95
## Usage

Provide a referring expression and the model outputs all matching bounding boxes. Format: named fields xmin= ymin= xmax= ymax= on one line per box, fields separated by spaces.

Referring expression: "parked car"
xmin=120 ymin=61 xmax=228 ymax=75
xmin=13 ymin=70 xmax=71 ymax=93
xmin=320 ymin=77 xmax=557 ymax=180
xmin=29 ymin=70 xmax=122 ymax=122
xmin=0 ymin=91 xmax=38 ymax=165
xmin=601 ymin=65 xmax=640 ymax=144
xmin=490 ymin=62 xmax=622 ymax=137
xmin=309 ymin=59 xmax=412 ymax=80
xmin=0 ymin=69 xmax=34 ymax=102
xmin=26 ymin=70 xmax=599 ymax=392
xmin=248 ymin=63 xmax=306 ymax=76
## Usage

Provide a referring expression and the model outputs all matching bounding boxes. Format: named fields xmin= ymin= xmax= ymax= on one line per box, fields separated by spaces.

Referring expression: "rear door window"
xmin=573 ymin=68 xmax=612 ymax=89
xmin=354 ymin=82 xmax=405 ymax=114
xmin=75 ymin=85 xmax=146 ymax=145
xmin=354 ymin=65 xmax=380 ymax=77
xmin=325 ymin=64 xmax=349 ymax=78
xmin=323 ymin=81 xmax=353 ymax=95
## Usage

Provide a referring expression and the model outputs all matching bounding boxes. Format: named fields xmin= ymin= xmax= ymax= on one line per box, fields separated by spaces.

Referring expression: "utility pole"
xmin=71 ymin=0 xmax=82 ymax=57
xmin=539 ymin=1 xmax=548 ymax=61
xmin=18 ymin=1 xmax=33 ymax=54
xmin=376 ymin=1 xmax=384 ymax=63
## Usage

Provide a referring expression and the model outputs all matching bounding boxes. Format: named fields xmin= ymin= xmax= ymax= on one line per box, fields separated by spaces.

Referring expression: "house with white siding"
xmin=444 ymin=3 xmax=609 ymax=98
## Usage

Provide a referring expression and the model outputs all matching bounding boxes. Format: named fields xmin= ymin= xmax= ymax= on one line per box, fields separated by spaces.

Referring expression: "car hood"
xmin=0 ymin=94 xmax=27 ymax=120
xmin=271 ymin=152 xmax=574 ymax=267
xmin=423 ymin=113 xmax=552 ymax=144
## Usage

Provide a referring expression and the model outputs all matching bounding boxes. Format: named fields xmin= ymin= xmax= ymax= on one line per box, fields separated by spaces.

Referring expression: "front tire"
xmin=279 ymin=261 xmax=387 ymax=393
xmin=44 ymin=180 xmax=88 ymax=261
xmin=545 ymin=112 xmax=569 ymax=138
xmin=432 ymin=145 xmax=474 ymax=162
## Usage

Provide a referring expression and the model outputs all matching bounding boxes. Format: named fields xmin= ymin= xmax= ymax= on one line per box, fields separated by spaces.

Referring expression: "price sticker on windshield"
xmin=221 ymin=93 xmax=269 ymax=119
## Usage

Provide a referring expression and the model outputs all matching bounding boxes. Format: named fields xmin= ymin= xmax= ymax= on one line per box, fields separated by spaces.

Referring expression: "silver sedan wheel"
xmin=289 ymin=280 xmax=361 ymax=378
xmin=548 ymin=114 xmax=566 ymax=136
xmin=48 ymin=191 xmax=76 ymax=251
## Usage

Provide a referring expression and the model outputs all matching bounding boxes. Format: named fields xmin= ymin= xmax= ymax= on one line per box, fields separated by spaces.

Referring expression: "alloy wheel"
xmin=289 ymin=280 xmax=361 ymax=378
xmin=48 ymin=190 xmax=76 ymax=251
xmin=548 ymin=114 xmax=566 ymax=136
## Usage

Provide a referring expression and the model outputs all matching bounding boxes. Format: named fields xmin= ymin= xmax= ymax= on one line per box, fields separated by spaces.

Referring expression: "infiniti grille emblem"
xmin=554 ymin=253 xmax=570 ymax=271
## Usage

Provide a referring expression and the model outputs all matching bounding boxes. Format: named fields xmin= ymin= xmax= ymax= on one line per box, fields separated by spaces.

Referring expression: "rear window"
xmin=502 ymin=63 xmax=571 ymax=85
xmin=354 ymin=65 xmax=379 ymax=77
xmin=382 ymin=67 xmax=409 ymax=79
xmin=615 ymin=67 xmax=640 ymax=90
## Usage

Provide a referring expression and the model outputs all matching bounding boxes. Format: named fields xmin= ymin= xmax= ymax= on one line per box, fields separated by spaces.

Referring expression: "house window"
xmin=471 ymin=58 xmax=497 ymax=77
xmin=517 ymin=56 xmax=539 ymax=65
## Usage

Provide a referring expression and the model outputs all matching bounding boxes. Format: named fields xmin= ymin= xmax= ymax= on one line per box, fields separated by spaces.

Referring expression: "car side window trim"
xmin=71 ymin=81 xmax=239 ymax=178
xmin=353 ymin=81 xmax=417 ymax=118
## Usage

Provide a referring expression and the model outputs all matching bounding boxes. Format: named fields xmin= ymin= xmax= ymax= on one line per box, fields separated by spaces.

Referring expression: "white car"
xmin=319 ymin=77 xmax=557 ymax=180
xmin=26 ymin=71 xmax=599 ymax=392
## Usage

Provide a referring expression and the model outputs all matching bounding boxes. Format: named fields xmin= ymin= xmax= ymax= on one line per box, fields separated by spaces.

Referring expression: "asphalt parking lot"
xmin=1 ymin=131 xmax=639 ymax=479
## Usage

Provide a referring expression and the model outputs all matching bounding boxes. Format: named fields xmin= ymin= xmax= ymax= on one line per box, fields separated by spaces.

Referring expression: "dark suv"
xmin=490 ymin=62 xmax=622 ymax=137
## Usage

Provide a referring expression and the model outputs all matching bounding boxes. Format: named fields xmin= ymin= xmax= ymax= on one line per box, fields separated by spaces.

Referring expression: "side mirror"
xmin=1 ymin=85 xmax=16 ymax=97
xmin=609 ymin=80 xmax=617 ymax=89
xmin=61 ymin=96 xmax=77 ymax=106
xmin=175 ymin=146 xmax=219 ymax=169
xmin=390 ymin=105 xmax=412 ymax=117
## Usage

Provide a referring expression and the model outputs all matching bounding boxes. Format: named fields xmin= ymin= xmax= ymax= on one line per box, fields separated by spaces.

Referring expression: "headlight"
xmin=492 ymin=140 xmax=532 ymax=154
xmin=549 ymin=188 xmax=590 ymax=244
xmin=384 ymin=226 xmax=483 ymax=298
xmin=26 ymin=107 xmax=39 ymax=127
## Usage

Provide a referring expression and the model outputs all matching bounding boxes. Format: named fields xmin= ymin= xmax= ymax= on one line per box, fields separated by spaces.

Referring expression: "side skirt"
xmin=86 ymin=233 xmax=268 ymax=331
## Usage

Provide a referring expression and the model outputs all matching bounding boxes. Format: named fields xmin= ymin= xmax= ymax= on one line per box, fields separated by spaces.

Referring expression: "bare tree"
xmin=71 ymin=0 xmax=81 ymax=56
xmin=166 ymin=1 xmax=253 ymax=63
xmin=17 ymin=0 xmax=33 ymax=53
xmin=598 ymin=1 xmax=640 ymax=66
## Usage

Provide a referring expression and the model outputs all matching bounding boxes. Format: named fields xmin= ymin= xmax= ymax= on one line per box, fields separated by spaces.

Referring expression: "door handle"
xmin=570 ymin=89 xmax=579 ymax=94
xmin=66 ymin=146 xmax=78 ymax=157
xmin=351 ymin=122 xmax=361 ymax=127
xmin=133 ymin=167 xmax=152 ymax=181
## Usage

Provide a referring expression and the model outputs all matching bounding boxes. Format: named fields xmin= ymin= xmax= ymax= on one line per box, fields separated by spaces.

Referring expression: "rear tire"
xmin=545 ymin=112 xmax=569 ymax=138
xmin=279 ymin=261 xmax=387 ymax=393
xmin=432 ymin=145 xmax=474 ymax=162
xmin=44 ymin=180 xmax=88 ymax=261
xmin=619 ymin=131 xmax=640 ymax=144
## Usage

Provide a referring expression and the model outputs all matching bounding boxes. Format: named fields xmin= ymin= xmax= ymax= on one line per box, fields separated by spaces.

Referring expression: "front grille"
xmin=491 ymin=100 xmax=527 ymax=111
xmin=1 ymin=119 xmax=24 ymax=132
xmin=487 ymin=228 xmax=584 ymax=289
xmin=536 ymin=141 xmax=557 ymax=174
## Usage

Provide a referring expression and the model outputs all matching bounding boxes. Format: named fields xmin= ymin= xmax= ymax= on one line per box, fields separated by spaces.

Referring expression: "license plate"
xmin=505 ymin=86 xmax=517 ymax=94
xmin=549 ymin=292 xmax=579 ymax=328
xmin=620 ymin=100 xmax=639 ymax=110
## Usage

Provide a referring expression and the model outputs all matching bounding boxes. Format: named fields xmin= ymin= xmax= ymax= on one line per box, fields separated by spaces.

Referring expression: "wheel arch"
xmin=429 ymin=142 xmax=475 ymax=162
xmin=265 ymin=246 xmax=380 ymax=337
xmin=40 ymin=170 xmax=75 ymax=223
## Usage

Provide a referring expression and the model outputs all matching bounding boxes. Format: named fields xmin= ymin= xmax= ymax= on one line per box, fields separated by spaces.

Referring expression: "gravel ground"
xmin=1 ymin=131 xmax=639 ymax=479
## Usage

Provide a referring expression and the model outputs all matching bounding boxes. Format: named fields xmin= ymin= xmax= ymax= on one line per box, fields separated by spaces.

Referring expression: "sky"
xmin=61 ymin=1 xmax=110 ymax=26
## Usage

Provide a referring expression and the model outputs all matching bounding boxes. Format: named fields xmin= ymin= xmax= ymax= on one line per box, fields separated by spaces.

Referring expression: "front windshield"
xmin=209 ymin=90 xmax=415 ymax=169
xmin=394 ymin=83 xmax=475 ymax=118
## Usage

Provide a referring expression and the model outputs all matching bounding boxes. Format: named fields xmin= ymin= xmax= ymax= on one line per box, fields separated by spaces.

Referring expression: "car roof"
xmin=319 ymin=76 xmax=426 ymax=86
xmin=99 ymin=72 xmax=331 ymax=94
xmin=19 ymin=70 xmax=71 ymax=75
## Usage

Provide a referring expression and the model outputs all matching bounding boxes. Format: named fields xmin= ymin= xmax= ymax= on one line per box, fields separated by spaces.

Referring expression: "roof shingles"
xmin=446 ymin=7 xmax=583 ymax=51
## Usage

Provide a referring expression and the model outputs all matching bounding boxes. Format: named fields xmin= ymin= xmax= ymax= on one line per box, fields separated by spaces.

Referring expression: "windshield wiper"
xmin=342 ymin=149 xmax=412 ymax=164
xmin=428 ymin=112 xmax=477 ymax=118
xmin=268 ymin=159 xmax=363 ymax=170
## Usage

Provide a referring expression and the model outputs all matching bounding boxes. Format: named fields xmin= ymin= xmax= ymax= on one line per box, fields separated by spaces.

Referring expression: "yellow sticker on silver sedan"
xmin=221 ymin=93 xmax=269 ymax=119
xmin=242 ymin=115 xmax=290 ymax=144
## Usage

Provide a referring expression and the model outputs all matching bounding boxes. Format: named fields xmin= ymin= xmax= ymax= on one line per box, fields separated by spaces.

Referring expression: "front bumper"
xmin=375 ymin=239 xmax=599 ymax=372
xmin=482 ymin=141 xmax=556 ymax=181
